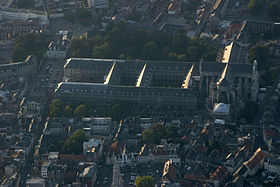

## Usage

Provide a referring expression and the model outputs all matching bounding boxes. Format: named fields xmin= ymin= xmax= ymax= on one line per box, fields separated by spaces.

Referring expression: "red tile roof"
xmin=197 ymin=146 xmax=206 ymax=153
xmin=168 ymin=0 xmax=181 ymax=11
xmin=59 ymin=154 xmax=86 ymax=161
xmin=264 ymin=129 xmax=276 ymax=137
xmin=210 ymin=166 xmax=227 ymax=180
xmin=110 ymin=141 xmax=124 ymax=154
xmin=184 ymin=174 xmax=198 ymax=181
xmin=245 ymin=148 xmax=267 ymax=171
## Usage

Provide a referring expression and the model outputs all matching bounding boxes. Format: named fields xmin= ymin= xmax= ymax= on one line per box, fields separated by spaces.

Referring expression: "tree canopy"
xmin=268 ymin=2 xmax=280 ymax=20
xmin=12 ymin=33 xmax=49 ymax=62
xmin=64 ymin=10 xmax=76 ymax=23
xmin=240 ymin=101 xmax=259 ymax=123
xmin=106 ymin=103 xmax=123 ymax=121
xmin=14 ymin=0 xmax=34 ymax=8
xmin=60 ymin=130 xmax=88 ymax=154
xmin=76 ymin=8 xmax=93 ymax=26
xmin=135 ymin=176 xmax=155 ymax=187
xmin=248 ymin=45 xmax=269 ymax=70
xmin=49 ymin=99 xmax=95 ymax=117
xmin=69 ymin=21 xmax=218 ymax=62
xmin=49 ymin=99 xmax=65 ymax=117
xmin=142 ymin=123 xmax=178 ymax=144
xmin=74 ymin=104 xmax=88 ymax=117
xmin=248 ymin=0 xmax=264 ymax=15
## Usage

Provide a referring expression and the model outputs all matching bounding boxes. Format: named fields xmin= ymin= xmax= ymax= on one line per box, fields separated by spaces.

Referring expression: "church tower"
xmin=111 ymin=155 xmax=123 ymax=187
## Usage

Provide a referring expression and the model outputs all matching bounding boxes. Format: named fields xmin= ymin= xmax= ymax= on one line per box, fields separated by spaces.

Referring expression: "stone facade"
xmin=0 ymin=6 xmax=48 ymax=24
xmin=57 ymin=58 xmax=259 ymax=115
xmin=0 ymin=55 xmax=38 ymax=78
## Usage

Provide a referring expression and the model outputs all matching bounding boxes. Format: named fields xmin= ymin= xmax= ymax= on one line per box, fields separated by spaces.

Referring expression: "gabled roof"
xmin=110 ymin=141 xmax=125 ymax=154
xmin=201 ymin=62 xmax=254 ymax=75
xmin=244 ymin=148 xmax=267 ymax=171
xmin=210 ymin=166 xmax=227 ymax=180
xmin=217 ymin=63 xmax=233 ymax=89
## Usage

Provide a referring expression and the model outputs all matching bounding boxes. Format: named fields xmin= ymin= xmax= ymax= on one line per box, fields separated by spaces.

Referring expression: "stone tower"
xmin=111 ymin=155 xmax=123 ymax=187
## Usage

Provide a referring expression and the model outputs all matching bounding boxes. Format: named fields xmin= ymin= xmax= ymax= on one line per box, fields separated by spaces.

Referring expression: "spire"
xmin=253 ymin=60 xmax=258 ymax=73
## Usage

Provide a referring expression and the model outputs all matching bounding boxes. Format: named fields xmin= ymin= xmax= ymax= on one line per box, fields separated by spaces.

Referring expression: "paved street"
xmin=18 ymin=57 xmax=65 ymax=186
xmin=253 ymin=69 xmax=280 ymax=151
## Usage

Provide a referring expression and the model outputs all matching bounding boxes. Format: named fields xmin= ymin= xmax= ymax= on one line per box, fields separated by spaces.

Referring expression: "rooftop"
xmin=244 ymin=148 xmax=267 ymax=171
xmin=0 ymin=6 xmax=47 ymax=16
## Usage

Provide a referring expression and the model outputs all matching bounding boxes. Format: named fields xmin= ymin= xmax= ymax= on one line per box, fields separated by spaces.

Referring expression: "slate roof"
xmin=0 ymin=55 xmax=36 ymax=71
xmin=222 ymin=42 xmax=243 ymax=63
xmin=55 ymin=82 xmax=193 ymax=95
xmin=64 ymin=58 xmax=194 ymax=72
xmin=201 ymin=62 xmax=253 ymax=75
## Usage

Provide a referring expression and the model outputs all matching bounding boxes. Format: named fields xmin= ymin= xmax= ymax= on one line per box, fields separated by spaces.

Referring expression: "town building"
xmin=0 ymin=6 xmax=48 ymax=24
xmin=0 ymin=55 xmax=38 ymax=78
xmin=264 ymin=154 xmax=280 ymax=175
xmin=57 ymin=58 xmax=259 ymax=117
xmin=82 ymin=117 xmax=113 ymax=134
xmin=221 ymin=41 xmax=248 ymax=64
xmin=79 ymin=164 xmax=97 ymax=186
xmin=242 ymin=148 xmax=267 ymax=177
xmin=26 ymin=178 xmax=45 ymax=187
xmin=0 ymin=20 xmax=46 ymax=40
xmin=44 ymin=40 xmax=70 ymax=59
xmin=88 ymin=0 xmax=109 ymax=9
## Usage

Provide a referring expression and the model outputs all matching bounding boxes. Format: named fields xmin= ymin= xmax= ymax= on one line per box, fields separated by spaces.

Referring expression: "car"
xmin=104 ymin=177 xmax=108 ymax=180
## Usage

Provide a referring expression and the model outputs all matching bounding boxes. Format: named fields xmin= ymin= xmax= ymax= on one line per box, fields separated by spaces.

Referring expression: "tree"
xmin=150 ymin=123 xmax=165 ymax=141
xmin=177 ymin=54 xmax=187 ymax=61
xmin=74 ymin=104 xmax=88 ymax=117
xmin=12 ymin=44 xmax=26 ymax=62
xmin=76 ymin=8 xmax=93 ymax=26
xmin=203 ymin=50 xmax=218 ymax=61
xmin=90 ymin=35 xmax=104 ymax=46
xmin=172 ymin=34 xmax=187 ymax=54
xmin=135 ymin=176 xmax=155 ymax=187
xmin=64 ymin=10 xmax=76 ymax=23
xmin=268 ymin=3 xmax=280 ymax=20
xmin=65 ymin=105 xmax=72 ymax=117
xmin=12 ymin=33 xmax=49 ymax=62
xmin=61 ymin=130 xmax=88 ymax=154
xmin=248 ymin=45 xmax=269 ymax=70
xmin=161 ymin=46 xmax=172 ymax=58
xmin=68 ymin=21 xmax=217 ymax=62
xmin=240 ymin=101 xmax=259 ymax=123
xmin=168 ymin=52 xmax=178 ymax=61
xmin=248 ymin=0 xmax=264 ymax=15
xmin=166 ymin=124 xmax=178 ymax=138
xmin=93 ymin=43 xmax=112 ymax=58
xmin=85 ymin=101 xmax=95 ymax=116
xmin=142 ymin=130 xmax=155 ymax=144
xmin=187 ymin=46 xmax=199 ymax=61
xmin=141 ymin=41 xmax=159 ymax=60
xmin=49 ymin=99 xmax=64 ymax=117
xmin=70 ymin=37 xmax=93 ymax=57
xmin=106 ymin=104 xmax=123 ymax=120
xmin=119 ymin=54 xmax=126 ymax=60
xmin=14 ymin=0 xmax=34 ymax=8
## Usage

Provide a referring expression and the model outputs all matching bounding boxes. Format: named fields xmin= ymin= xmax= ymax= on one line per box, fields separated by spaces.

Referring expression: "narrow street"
xmin=253 ymin=71 xmax=280 ymax=151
